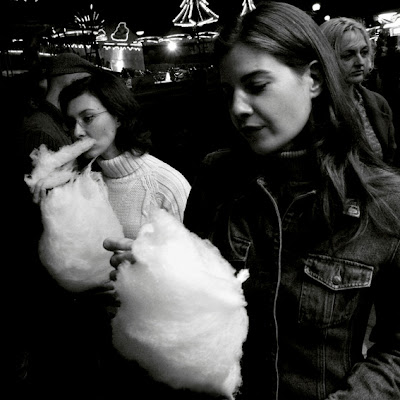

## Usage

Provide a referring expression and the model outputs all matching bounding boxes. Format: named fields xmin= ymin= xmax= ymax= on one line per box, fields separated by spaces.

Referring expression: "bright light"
xmin=136 ymin=31 xmax=144 ymax=36
xmin=312 ymin=3 xmax=321 ymax=11
xmin=167 ymin=41 xmax=178 ymax=52
xmin=324 ymin=15 xmax=330 ymax=21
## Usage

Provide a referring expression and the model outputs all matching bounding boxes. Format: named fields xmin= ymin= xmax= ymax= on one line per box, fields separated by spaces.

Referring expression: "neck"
xmin=346 ymin=84 xmax=357 ymax=102
xmin=45 ymin=87 xmax=61 ymax=109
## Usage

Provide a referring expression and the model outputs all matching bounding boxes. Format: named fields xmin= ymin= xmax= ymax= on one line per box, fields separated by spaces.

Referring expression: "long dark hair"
xmin=59 ymin=69 xmax=151 ymax=155
xmin=214 ymin=1 xmax=400 ymax=237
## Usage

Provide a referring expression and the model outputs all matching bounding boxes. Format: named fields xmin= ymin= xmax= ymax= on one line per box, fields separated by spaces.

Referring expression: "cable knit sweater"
xmin=97 ymin=152 xmax=191 ymax=240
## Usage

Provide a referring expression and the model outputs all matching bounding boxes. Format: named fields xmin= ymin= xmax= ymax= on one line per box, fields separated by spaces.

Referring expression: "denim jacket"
xmin=184 ymin=148 xmax=400 ymax=400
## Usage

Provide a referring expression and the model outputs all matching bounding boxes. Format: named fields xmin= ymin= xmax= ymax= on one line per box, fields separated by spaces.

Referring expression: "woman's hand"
xmin=102 ymin=237 xmax=135 ymax=318
xmin=103 ymin=237 xmax=136 ymax=269
xmin=31 ymin=178 xmax=48 ymax=204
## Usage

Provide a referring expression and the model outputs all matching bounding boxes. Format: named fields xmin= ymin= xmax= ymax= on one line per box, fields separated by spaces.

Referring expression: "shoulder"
xmin=144 ymin=154 xmax=187 ymax=178
xmin=188 ymin=147 xmax=251 ymax=203
xmin=143 ymin=154 xmax=191 ymax=190
xmin=198 ymin=148 xmax=245 ymax=177
xmin=22 ymin=110 xmax=53 ymax=130
xmin=358 ymin=85 xmax=391 ymax=110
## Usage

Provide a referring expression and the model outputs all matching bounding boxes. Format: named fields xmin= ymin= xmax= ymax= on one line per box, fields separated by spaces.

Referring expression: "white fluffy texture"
xmin=24 ymin=137 xmax=96 ymax=189
xmin=25 ymin=138 xmax=124 ymax=292
xmin=39 ymin=168 xmax=124 ymax=292
xmin=112 ymin=209 xmax=249 ymax=399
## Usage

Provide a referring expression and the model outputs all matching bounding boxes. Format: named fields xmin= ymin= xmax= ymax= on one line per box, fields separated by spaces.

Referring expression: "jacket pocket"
xmin=220 ymin=235 xmax=251 ymax=271
xmin=298 ymin=254 xmax=373 ymax=328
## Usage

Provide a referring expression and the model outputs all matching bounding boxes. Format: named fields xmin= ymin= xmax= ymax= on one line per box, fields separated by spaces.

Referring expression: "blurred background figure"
xmin=21 ymin=52 xmax=98 ymax=167
xmin=320 ymin=17 xmax=399 ymax=166
xmin=16 ymin=52 xmax=100 ymax=399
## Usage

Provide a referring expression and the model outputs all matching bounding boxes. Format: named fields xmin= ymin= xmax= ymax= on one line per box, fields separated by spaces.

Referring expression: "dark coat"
xmin=357 ymin=84 xmax=398 ymax=166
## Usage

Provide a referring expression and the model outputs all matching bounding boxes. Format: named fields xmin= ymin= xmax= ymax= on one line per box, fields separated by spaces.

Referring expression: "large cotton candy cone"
xmin=38 ymin=167 xmax=124 ymax=292
xmin=25 ymin=138 xmax=124 ymax=292
xmin=112 ymin=208 xmax=249 ymax=399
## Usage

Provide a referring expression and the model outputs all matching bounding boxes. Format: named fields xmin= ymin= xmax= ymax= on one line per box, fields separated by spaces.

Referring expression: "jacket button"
xmin=332 ymin=275 xmax=342 ymax=285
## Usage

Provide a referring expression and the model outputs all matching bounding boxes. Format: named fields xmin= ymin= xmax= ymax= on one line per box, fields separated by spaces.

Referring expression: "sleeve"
xmin=157 ymin=165 xmax=191 ymax=223
xmin=379 ymin=96 xmax=397 ymax=166
xmin=183 ymin=149 xmax=233 ymax=239
xmin=326 ymin=241 xmax=400 ymax=399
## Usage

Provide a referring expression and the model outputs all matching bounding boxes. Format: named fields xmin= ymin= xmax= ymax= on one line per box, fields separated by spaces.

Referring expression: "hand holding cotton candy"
xmin=112 ymin=209 xmax=249 ymax=399
xmin=24 ymin=138 xmax=124 ymax=292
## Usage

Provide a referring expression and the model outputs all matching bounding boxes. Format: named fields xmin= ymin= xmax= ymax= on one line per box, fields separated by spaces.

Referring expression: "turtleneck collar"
xmin=254 ymin=148 xmax=318 ymax=186
xmin=97 ymin=151 xmax=146 ymax=178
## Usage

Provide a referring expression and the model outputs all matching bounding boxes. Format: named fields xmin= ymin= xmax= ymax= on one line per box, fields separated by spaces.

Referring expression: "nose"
xmin=355 ymin=52 xmax=365 ymax=65
xmin=73 ymin=122 xmax=86 ymax=139
xmin=231 ymin=89 xmax=253 ymax=118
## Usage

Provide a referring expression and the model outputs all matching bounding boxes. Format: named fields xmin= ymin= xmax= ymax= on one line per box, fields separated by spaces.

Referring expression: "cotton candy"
xmin=24 ymin=137 xmax=96 ymax=189
xmin=24 ymin=138 xmax=124 ymax=292
xmin=38 ymin=167 xmax=124 ymax=292
xmin=112 ymin=208 xmax=249 ymax=399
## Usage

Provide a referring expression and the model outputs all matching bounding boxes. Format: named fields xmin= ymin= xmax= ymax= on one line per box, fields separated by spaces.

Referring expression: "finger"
xmin=110 ymin=252 xmax=136 ymax=269
xmin=32 ymin=180 xmax=47 ymax=204
xmin=110 ymin=269 xmax=118 ymax=281
xmin=32 ymin=183 xmax=42 ymax=204
xmin=103 ymin=237 xmax=134 ymax=252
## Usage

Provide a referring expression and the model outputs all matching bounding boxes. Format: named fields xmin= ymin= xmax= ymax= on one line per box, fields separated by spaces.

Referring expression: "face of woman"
xmin=219 ymin=43 xmax=321 ymax=155
xmin=338 ymin=30 xmax=371 ymax=86
xmin=66 ymin=92 xmax=121 ymax=160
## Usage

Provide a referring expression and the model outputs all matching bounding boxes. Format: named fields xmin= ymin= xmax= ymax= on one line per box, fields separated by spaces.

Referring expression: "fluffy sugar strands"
xmin=112 ymin=208 xmax=249 ymax=399
xmin=25 ymin=138 xmax=124 ymax=292
xmin=38 ymin=167 xmax=124 ymax=292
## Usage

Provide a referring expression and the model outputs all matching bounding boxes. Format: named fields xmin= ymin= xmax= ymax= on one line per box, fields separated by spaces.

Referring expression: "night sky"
xmin=3 ymin=0 xmax=400 ymax=37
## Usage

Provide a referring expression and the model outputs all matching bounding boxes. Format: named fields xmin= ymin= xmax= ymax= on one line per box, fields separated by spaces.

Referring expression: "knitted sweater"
xmin=97 ymin=152 xmax=191 ymax=239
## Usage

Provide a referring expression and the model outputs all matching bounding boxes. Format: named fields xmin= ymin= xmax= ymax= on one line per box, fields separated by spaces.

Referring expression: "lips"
xmin=240 ymin=126 xmax=263 ymax=137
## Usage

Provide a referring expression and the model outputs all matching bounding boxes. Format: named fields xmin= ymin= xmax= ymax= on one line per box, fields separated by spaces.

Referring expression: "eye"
xmin=341 ymin=53 xmax=353 ymax=61
xmin=361 ymin=49 xmax=369 ymax=57
xmin=245 ymin=81 xmax=268 ymax=95
xmin=82 ymin=115 xmax=96 ymax=125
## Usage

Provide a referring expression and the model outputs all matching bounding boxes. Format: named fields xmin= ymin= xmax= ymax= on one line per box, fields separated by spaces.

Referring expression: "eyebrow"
xmin=240 ymin=70 xmax=272 ymax=83
xmin=341 ymin=46 xmax=369 ymax=54
xmin=78 ymin=108 xmax=102 ymax=115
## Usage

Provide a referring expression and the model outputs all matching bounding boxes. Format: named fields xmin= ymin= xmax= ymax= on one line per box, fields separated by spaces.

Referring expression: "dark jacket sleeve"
xmin=358 ymin=85 xmax=397 ymax=166
xmin=183 ymin=149 xmax=232 ymax=239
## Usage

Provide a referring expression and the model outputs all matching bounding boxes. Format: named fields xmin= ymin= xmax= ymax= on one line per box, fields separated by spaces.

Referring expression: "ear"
xmin=307 ymin=60 xmax=323 ymax=99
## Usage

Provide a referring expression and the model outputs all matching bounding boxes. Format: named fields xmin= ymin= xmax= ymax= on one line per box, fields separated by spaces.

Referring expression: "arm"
xmin=327 ymin=241 xmax=400 ymax=399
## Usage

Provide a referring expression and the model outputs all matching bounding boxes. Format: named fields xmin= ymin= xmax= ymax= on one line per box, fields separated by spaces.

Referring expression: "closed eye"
xmin=82 ymin=115 xmax=96 ymax=125
xmin=245 ymin=82 xmax=268 ymax=94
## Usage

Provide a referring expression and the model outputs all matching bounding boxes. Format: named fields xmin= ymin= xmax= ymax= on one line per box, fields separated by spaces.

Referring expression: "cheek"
xmin=279 ymin=93 xmax=311 ymax=135
xmin=99 ymin=123 xmax=117 ymax=143
xmin=341 ymin=61 xmax=353 ymax=73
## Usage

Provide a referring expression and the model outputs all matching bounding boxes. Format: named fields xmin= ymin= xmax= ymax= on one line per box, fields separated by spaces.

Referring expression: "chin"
xmin=348 ymin=77 xmax=364 ymax=85
xmin=249 ymin=143 xmax=279 ymax=156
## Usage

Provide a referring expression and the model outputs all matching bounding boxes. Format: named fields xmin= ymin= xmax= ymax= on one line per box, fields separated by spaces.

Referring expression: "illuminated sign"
xmin=111 ymin=22 xmax=129 ymax=42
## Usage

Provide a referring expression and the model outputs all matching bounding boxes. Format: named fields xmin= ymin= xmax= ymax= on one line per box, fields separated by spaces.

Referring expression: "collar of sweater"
xmin=256 ymin=149 xmax=318 ymax=186
xmin=97 ymin=151 xmax=147 ymax=178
